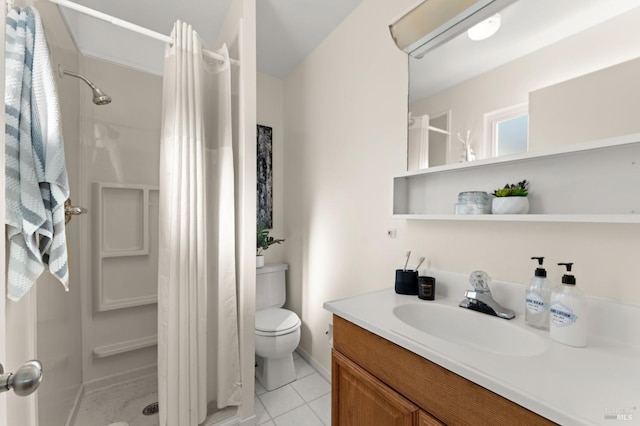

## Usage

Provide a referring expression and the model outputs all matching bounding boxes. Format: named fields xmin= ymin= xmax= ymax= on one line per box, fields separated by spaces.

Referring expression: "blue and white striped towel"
xmin=5 ymin=7 xmax=47 ymax=301
xmin=5 ymin=7 xmax=70 ymax=301
xmin=31 ymin=7 xmax=70 ymax=290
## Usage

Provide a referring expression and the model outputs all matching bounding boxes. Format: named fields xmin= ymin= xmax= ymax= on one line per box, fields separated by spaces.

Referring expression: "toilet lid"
xmin=255 ymin=308 xmax=301 ymax=335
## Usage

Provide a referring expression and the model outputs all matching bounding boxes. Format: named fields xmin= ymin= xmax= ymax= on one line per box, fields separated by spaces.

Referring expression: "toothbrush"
xmin=415 ymin=256 xmax=425 ymax=271
xmin=403 ymin=251 xmax=411 ymax=271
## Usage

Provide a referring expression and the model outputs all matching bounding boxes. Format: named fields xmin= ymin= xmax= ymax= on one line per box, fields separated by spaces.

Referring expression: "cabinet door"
xmin=419 ymin=410 xmax=445 ymax=426
xmin=332 ymin=349 xmax=419 ymax=426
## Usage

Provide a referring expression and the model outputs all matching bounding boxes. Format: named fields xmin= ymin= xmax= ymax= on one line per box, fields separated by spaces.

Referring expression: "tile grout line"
xmin=257 ymin=382 xmax=329 ymax=425
xmin=256 ymin=367 xmax=331 ymax=425
xmin=285 ymin=382 xmax=326 ymax=424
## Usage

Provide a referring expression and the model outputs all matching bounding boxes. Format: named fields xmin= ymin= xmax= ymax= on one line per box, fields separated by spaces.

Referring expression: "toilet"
xmin=255 ymin=263 xmax=301 ymax=391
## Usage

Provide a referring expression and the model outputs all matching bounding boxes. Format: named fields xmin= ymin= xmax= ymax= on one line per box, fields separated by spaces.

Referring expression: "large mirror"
xmin=407 ymin=0 xmax=640 ymax=170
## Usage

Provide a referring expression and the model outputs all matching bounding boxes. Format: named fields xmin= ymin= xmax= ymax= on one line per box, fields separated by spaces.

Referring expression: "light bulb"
xmin=468 ymin=13 xmax=501 ymax=41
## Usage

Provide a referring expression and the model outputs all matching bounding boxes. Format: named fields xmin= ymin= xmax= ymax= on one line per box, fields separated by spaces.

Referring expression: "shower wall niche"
xmin=93 ymin=183 xmax=159 ymax=313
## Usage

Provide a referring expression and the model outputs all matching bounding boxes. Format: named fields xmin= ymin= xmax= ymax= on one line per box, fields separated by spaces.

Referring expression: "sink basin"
xmin=393 ymin=303 xmax=546 ymax=357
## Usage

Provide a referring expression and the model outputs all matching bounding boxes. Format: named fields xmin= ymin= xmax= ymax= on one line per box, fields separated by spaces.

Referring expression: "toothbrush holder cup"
xmin=395 ymin=269 xmax=419 ymax=295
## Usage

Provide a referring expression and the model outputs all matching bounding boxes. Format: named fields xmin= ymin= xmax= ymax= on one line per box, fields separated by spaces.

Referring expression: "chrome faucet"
xmin=459 ymin=271 xmax=515 ymax=319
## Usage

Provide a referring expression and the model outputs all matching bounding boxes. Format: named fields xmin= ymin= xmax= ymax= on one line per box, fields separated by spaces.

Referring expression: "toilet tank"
xmin=256 ymin=263 xmax=289 ymax=311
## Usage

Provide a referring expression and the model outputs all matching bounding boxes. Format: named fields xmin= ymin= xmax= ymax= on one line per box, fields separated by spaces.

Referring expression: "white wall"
xmin=282 ymin=0 xmax=640 ymax=373
xmin=257 ymin=73 xmax=285 ymax=264
xmin=283 ymin=0 xmax=413 ymax=369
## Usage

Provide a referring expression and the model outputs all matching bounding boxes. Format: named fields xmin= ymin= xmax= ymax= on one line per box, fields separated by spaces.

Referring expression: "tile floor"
xmin=70 ymin=351 xmax=330 ymax=426
xmin=254 ymin=352 xmax=331 ymax=426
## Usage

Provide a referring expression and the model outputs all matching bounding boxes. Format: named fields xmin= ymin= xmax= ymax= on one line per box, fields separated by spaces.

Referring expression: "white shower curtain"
xmin=158 ymin=21 xmax=241 ymax=426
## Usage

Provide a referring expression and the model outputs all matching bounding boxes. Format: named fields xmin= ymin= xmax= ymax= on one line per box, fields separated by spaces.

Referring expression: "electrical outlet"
xmin=326 ymin=323 xmax=334 ymax=346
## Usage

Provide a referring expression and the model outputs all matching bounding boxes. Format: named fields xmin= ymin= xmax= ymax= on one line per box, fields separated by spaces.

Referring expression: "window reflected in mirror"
xmin=485 ymin=103 xmax=528 ymax=158
xmin=495 ymin=115 xmax=528 ymax=157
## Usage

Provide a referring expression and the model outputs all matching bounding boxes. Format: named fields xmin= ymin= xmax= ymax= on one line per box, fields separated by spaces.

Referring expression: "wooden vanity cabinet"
xmin=332 ymin=349 xmax=444 ymax=426
xmin=331 ymin=315 xmax=555 ymax=426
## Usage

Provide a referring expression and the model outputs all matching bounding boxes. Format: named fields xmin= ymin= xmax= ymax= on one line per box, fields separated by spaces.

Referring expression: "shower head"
xmin=58 ymin=65 xmax=112 ymax=105
xmin=91 ymin=87 xmax=112 ymax=106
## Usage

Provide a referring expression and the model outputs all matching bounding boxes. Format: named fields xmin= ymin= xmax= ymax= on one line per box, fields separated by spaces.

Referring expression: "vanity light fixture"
xmin=389 ymin=0 xmax=516 ymax=58
xmin=467 ymin=13 xmax=501 ymax=41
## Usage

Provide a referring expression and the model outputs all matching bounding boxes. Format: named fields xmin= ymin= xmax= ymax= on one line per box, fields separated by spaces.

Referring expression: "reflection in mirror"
xmin=495 ymin=115 xmax=527 ymax=157
xmin=407 ymin=0 xmax=640 ymax=170
xmin=484 ymin=103 xmax=528 ymax=159
xmin=407 ymin=111 xmax=450 ymax=170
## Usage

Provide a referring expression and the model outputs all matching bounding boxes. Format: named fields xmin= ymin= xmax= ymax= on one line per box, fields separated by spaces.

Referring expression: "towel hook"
xmin=64 ymin=199 xmax=88 ymax=224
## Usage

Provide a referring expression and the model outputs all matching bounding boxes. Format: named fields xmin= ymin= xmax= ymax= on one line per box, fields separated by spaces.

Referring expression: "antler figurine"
xmin=457 ymin=130 xmax=476 ymax=162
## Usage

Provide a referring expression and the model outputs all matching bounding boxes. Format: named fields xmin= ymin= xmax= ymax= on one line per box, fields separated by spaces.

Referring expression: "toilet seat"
xmin=255 ymin=308 xmax=301 ymax=336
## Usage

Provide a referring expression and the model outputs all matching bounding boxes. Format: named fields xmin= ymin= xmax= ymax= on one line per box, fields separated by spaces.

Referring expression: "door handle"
xmin=0 ymin=360 xmax=43 ymax=396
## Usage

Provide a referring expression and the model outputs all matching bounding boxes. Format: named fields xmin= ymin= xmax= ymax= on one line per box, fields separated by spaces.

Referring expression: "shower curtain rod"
xmin=47 ymin=0 xmax=240 ymax=66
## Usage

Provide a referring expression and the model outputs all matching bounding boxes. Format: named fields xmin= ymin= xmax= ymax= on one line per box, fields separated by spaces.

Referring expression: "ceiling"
xmin=409 ymin=0 xmax=640 ymax=102
xmin=47 ymin=0 xmax=640 ymax=95
xmin=52 ymin=0 xmax=364 ymax=78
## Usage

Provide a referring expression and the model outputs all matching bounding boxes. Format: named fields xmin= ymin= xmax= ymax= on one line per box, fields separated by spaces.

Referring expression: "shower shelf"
xmin=93 ymin=335 xmax=158 ymax=358
xmin=94 ymin=182 xmax=160 ymax=312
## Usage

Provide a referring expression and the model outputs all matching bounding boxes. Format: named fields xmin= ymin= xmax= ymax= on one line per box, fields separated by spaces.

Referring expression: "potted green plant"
xmin=256 ymin=224 xmax=284 ymax=268
xmin=491 ymin=179 xmax=529 ymax=214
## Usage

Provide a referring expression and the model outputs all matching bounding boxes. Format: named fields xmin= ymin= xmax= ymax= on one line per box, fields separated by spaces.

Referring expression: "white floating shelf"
xmin=397 ymin=132 xmax=640 ymax=178
xmin=393 ymin=214 xmax=640 ymax=223
xmin=393 ymin=133 xmax=640 ymax=223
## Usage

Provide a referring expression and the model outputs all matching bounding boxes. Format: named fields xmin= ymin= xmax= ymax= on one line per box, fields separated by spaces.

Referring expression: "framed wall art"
xmin=257 ymin=125 xmax=273 ymax=228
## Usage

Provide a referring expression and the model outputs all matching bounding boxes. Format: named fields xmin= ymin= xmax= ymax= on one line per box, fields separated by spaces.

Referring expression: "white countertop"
xmin=323 ymin=270 xmax=640 ymax=426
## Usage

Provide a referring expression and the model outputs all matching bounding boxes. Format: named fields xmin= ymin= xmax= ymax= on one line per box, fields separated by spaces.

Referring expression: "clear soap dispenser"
xmin=525 ymin=257 xmax=555 ymax=329
xmin=550 ymin=263 xmax=587 ymax=347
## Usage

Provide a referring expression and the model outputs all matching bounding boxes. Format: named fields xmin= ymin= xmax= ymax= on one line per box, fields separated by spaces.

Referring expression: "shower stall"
xmin=1 ymin=1 xmax=257 ymax=425
xmin=54 ymin=53 xmax=163 ymax=425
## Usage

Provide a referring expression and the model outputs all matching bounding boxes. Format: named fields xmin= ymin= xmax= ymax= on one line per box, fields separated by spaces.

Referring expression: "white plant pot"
xmin=256 ymin=255 xmax=265 ymax=268
xmin=492 ymin=197 xmax=529 ymax=214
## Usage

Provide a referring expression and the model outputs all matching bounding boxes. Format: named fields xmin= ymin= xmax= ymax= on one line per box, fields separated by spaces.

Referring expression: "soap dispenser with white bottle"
xmin=525 ymin=257 xmax=554 ymax=329
xmin=549 ymin=263 xmax=587 ymax=347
